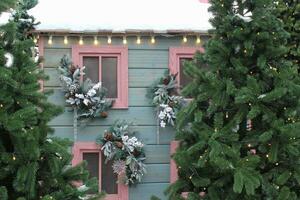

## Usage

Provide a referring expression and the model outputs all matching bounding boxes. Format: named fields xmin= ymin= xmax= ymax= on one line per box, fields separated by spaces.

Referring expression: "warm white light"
xmin=107 ymin=36 xmax=112 ymax=44
xmin=33 ymin=35 xmax=38 ymax=44
xmin=183 ymin=35 xmax=187 ymax=43
xmin=123 ymin=36 xmax=127 ymax=44
xmin=63 ymin=36 xmax=68 ymax=44
xmin=136 ymin=36 xmax=141 ymax=44
xmin=151 ymin=36 xmax=155 ymax=44
xmin=79 ymin=36 xmax=83 ymax=45
xmin=196 ymin=36 xmax=201 ymax=44
xmin=94 ymin=36 xmax=99 ymax=45
xmin=48 ymin=35 xmax=53 ymax=45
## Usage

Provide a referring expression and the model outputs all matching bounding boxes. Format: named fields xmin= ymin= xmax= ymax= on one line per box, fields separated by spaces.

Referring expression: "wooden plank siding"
xmin=43 ymin=35 xmax=204 ymax=200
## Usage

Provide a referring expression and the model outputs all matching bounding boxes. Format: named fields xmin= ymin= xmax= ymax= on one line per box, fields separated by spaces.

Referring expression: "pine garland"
xmin=147 ymin=71 xmax=186 ymax=128
xmin=97 ymin=120 xmax=146 ymax=185
xmin=58 ymin=55 xmax=112 ymax=120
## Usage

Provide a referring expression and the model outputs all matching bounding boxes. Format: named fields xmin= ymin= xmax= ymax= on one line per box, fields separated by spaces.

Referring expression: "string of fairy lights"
xmin=33 ymin=34 xmax=202 ymax=45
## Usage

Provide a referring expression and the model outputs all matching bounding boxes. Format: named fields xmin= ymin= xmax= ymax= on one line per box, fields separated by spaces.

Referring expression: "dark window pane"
xmin=101 ymin=57 xmax=118 ymax=98
xmin=179 ymin=58 xmax=193 ymax=88
xmin=101 ymin=153 xmax=118 ymax=194
xmin=83 ymin=57 xmax=99 ymax=83
xmin=83 ymin=153 xmax=99 ymax=180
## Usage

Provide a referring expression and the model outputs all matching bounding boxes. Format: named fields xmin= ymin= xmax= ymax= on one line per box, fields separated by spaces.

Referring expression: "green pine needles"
xmin=276 ymin=0 xmax=300 ymax=72
xmin=166 ymin=0 xmax=300 ymax=199
xmin=0 ymin=0 xmax=104 ymax=199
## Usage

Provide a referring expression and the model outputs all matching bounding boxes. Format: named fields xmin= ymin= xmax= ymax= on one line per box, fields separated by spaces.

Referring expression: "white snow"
xmin=25 ymin=0 xmax=212 ymax=31
xmin=0 ymin=12 xmax=10 ymax=25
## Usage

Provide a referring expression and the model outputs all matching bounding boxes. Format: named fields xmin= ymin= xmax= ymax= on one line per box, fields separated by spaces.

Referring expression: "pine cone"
xmin=100 ymin=111 xmax=108 ymax=118
xmin=115 ymin=141 xmax=124 ymax=148
xmin=162 ymin=77 xmax=170 ymax=85
xmin=70 ymin=65 xmax=77 ymax=74
xmin=104 ymin=132 xmax=113 ymax=141
xmin=168 ymin=101 xmax=175 ymax=107
xmin=132 ymin=149 xmax=141 ymax=157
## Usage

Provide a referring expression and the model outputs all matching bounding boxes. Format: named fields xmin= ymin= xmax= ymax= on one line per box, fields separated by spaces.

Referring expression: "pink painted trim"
xmin=38 ymin=35 xmax=44 ymax=91
xmin=170 ymin=140 xmax=179 ymax=183
xmin=198 ymin=0 xmax=209 ymax=3
xmin=169 ymin=47 xmax=204 ymax=87
xmin=72 ymin=142 xmax=128 ymax=200
xmin=72 ymin=45 xmax=128 ymax=109
xmin=182 ymin=192 xmax=189 ymax=198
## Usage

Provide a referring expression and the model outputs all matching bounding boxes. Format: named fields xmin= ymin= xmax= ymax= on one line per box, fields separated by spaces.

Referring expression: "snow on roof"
xmin=26 ymin=0 xmax=212 ymax=32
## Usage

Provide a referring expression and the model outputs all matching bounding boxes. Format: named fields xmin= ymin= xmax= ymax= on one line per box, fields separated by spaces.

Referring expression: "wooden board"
xmin=129 ymin=183 xmax=169 ymax=200
xmin=44 ymin=68 xmax=166 ymax=88
xmin=43 ymin=35 xmax=205 ymax=50
xmin=51 ymin=126 xmax=175 ymax=145
xmin=47 ymin=88 xmax=153 ymax=107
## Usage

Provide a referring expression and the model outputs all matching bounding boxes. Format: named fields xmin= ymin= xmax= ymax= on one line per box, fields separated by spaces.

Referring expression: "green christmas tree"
xmin=166 ymin=0 xmax=300 ymax=199
xmin=0 ymin=0 xmax=104 ymax=199
xmin=276 ymin=0 xmax=299 ymax=71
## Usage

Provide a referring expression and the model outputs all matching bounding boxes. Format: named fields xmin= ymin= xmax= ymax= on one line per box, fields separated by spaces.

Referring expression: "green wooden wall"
xmin=43 ymin=35 xmax=207 ymax=200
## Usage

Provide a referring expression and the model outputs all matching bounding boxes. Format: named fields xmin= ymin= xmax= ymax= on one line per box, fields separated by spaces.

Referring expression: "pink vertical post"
xmin=170 ymin=140 xmax=180 ymax=183
xmin=38 ymin=35 xmax=44 ymax=91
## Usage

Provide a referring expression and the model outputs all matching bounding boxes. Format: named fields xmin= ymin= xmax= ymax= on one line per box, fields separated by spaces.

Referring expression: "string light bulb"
xmin=151 ymin=36 xmax=155 ymax=44
xmin=48 ymin=35 xmax=53 ymax=45
xmin=123 ymin=36 xmax=127 ymax=45
xmin=136 ymin=36 xmax=141 ymax=44
xmin=63 ymin=36 xmax=68 ymax=45
xmin=79 ymin=36 xmax=83 ymax=45
xmin=13 ymin=155 xmax=16 ymax=160
xmin=33 ymin=35 xmax=38 ymax=44
xmin=107 ymin=36 xmax=112 ymax=44
xmin=183 ymin=35 xmax=188 ymax=43
xmin=93 ymin=36 xmax=99 ymax=45
xmin=196 ymin=36 xmax=201 ymax=44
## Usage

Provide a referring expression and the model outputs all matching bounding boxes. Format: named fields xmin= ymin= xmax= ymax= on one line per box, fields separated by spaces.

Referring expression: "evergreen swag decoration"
xmin=147 ymin=71 xmax=185 ymax=128
xmin=97 ymin=121 xmax=146 ymax=185
xmin=58 ymin=55 xmax=112 ymax=119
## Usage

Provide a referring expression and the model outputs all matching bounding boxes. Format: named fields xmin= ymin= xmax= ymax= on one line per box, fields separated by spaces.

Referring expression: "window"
xmin=72 ymin=142 xmax=129 ymax=200
xmin=72 ymin=46 xmax=128 ymax=108
xmin=169 ymin=47 xmax=204 ymax=90
xmin=179 ymin=58 xmax=193 ymax=89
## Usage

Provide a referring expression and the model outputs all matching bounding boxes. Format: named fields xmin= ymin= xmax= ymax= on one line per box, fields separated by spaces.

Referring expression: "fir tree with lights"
xmin=276 ymin=0 xmax=299 ymax=72
xmin=0 ymin=0 xmax=104 ymax=199
xmin=166 ymin=0 xmax=300 ymax=199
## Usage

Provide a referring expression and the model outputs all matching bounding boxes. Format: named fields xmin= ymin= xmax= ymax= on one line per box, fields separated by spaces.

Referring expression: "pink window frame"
xmin=38 ymin=35 xmax=44 ymax=91
xmin=170 ymin=141 xmax=190 ymax=198
xmin=72 ymin=142 xmax=129 ymax=200
xmin=169 ymin=47 xmax=204 ymax=88
xmin=72 ymin=45 xmax=128 ymax=109
xmin=170 ymin=140 xmax=179 ymax=183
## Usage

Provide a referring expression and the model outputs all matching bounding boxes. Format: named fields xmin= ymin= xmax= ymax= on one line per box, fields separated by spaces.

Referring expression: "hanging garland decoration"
xmin=58 ymin=55 xmax=113 ymax=119
xmin=147 ymin=71 xmax=186 ymax=128
xmin=97 ymin=120 xmax=146 ymax=185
